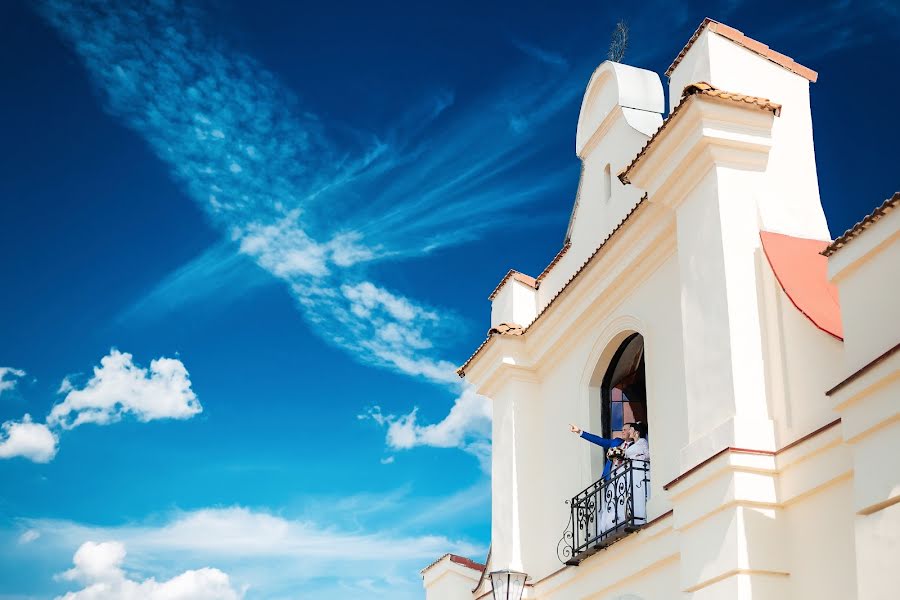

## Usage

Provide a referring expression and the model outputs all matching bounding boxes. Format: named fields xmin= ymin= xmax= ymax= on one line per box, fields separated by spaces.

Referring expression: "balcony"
xmin=557 ymin=459 xmax=650 ymax=565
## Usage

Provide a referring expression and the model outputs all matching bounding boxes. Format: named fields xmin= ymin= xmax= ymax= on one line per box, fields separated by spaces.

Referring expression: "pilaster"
xmin=490 ymin=368 xmax=543 ymax=575
xmin=667 ymin=450 xmax=791 ymax=599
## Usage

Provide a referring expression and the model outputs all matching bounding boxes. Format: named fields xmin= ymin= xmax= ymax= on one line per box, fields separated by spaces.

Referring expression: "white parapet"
xmin=490 ymin=270 xmax=538 ymax=329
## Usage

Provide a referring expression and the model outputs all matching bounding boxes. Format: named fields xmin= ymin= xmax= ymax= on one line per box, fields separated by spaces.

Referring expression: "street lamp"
xmin=489 ymin=569 xmax=528 ymax=600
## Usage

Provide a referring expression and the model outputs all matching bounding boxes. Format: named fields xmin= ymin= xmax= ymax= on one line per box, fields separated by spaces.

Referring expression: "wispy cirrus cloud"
xmin=35 ymin=0 xmax=584 ymax=461
xmin=119 ymin=242 xmax=273 ymax=323
xmin=752 ymin=0 xmax=900 ymax=58
xmin=511 ymin=38 xmax=569 ymax=69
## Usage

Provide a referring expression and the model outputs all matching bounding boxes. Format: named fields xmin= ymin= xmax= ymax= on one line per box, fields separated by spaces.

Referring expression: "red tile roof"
xmin=421 ymin=553 xmax=486 ymax=575
xmin=487 ymin=270 xmax=537 ymax=301
xmin=683 ymin=82 xmax=782 ymax=113
xmin=619 ymin=82 xmax=781 ymax=185
xmin=761 ymin=231 xmax=843 ymax=340
xmin=666 ymin=18 xmax=818 ymax=82
xmin=449 ymin=554 xmax=486 ymax=572
xmin=458 ymin=197 xmax=648 ymax=377
xmin=821 ymin=192 xmax=900 ymax=257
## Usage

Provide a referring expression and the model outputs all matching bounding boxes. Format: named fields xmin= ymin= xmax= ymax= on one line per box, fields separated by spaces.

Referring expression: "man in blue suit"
xmin=569 ymin=422 xmax=634 ymax=480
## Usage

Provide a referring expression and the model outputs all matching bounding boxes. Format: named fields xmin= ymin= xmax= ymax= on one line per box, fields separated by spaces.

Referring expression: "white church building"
xmin=421 ymin=18 xmax=899 ymax=600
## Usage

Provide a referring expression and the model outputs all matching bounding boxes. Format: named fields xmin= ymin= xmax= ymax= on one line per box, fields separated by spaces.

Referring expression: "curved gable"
xmin=575 ymin=61 xmax=664 ymax=157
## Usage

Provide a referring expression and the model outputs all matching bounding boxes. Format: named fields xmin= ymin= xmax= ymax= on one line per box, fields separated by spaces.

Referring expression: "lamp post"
xmin=489 ymin=569 xmax=528 ymax=600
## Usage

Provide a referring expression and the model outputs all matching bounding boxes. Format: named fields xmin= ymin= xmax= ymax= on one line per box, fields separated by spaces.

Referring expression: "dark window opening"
xmin=601 ymin=333 xmax=647 ymax=439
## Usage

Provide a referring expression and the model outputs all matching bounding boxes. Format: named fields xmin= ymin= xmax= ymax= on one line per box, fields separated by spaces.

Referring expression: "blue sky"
xmin=1 ymin=0 xmax=898 ymax=598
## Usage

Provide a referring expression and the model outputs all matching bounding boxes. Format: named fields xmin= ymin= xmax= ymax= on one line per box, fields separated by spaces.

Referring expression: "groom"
xmin=569 ymin=422 xmax=635 ymax=480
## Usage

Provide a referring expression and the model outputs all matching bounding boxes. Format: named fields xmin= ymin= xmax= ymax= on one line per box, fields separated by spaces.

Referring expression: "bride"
xmin=598 ymin=422 xmax=650 ymax=538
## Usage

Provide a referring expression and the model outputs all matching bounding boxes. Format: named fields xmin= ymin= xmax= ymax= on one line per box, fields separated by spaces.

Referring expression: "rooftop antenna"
xmin=607 ymin=20 xmax=629 ymax=63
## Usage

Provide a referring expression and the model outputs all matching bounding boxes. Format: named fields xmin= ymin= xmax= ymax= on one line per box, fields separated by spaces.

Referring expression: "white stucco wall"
xmin=491 ymin=277 xmax=538 ymax=328
xmin=827 ymin=205 xmax=900 ymax=373
xmin=784 ymin=477 xmax=857 ymax=599
xmin=758 ymin=251 xmax=843 ymax=444
xmin=426 ymin=20 xmax=899 ymax=600
xmin=826 ymin=207 xmax=900 ymax=600
xmin=669 ymin=29 xmax=828 ymax=242
xmin=537 ymin=62 xmax=663 ymax=312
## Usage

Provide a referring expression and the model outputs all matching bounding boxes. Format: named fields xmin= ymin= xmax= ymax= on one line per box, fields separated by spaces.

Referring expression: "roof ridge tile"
xmin=618 ymin=82 xmax=780 ymax=185
xmin=666 ymin=18 xmax=818 ymax=82
xmin=822 ymin=192 xmax=900 ymax=257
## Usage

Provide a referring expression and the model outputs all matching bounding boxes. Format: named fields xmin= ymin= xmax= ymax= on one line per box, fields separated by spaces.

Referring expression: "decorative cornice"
xmin=619 ymin=82 xmax=780 ymax=186
xmin=826 ymin=342 xmax=900 ymax=397
xmin=663 ymin=418 xmax=843 ymax=491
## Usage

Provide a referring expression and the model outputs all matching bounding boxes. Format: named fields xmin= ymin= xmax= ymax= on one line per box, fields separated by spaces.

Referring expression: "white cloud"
xmin=46 ymin=350 xmax=201 ymax=430
xmin=237 ymin=211 xmax=329 ymax=278
xmin=360 ymin=384 xmax=492 ymax=468
xmin=326 ymin=231 xmax=378 ymax=267
xmin=32 ymin=507 xmax=481 ymax=563
xmin=342 ymin=281 xmax=432 ymax=322
xmin=40 ymin=0 xmax=535 ymax=459
xmin=19 ymin=529 xmax=42 ymax=544
xmin=290 ymin=279 xmax=461 ymax=386
xmin=379 ymin=456 xmax=395 ymax=465
xmin=0 ymin=366 xmax=26 ymax=396
xmin=0 ymin=414 xmax=58 ymax=463
xmin=59 ymin=541 xmax=126 ymax=583
xmin=56 ymin=540 xmax=242 ymax=600
xmin=22 ymin=506 xmax=482 ymax=600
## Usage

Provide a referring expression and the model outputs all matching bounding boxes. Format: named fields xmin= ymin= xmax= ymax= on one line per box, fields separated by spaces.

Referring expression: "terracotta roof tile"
xmin=684 ymin=82 xmax=782 ymax=113
xmin=821 ymin=192 xmax=900 ymax=257
xmin=666 ymin=18 xmax=818 ymax=82
xmin=618 ymin=82 xmax=780 ymax=185
xmin=536 ymin=243 xmax=571 ymax=282
xmin=458 ymin=197 xmax=648 ymax=377
xmin=487 ymin=269 xmax=537 ymax=301
xmin=457 ymin=336 xmax=492 ymax=377
xmin=420 ymin=553 xmax=486 ymax=576
xmin=449 ymin=555 xmax=486 ymax=572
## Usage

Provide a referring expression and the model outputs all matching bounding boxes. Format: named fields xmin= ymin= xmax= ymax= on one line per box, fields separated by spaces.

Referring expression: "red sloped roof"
xmin=760 ymin=231 xmax=843 ymax=340
xmin=448 ymin=554 xmax=486 ymax=572
xmin=421 ymin=553 xmax=486 ymax=576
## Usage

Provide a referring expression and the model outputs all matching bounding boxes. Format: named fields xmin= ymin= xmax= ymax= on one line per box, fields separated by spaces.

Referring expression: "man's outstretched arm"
xmin=580 ymin=430 xmax=622 ymax=449
xmin=569 ymin=424 xmax=623 ymax=449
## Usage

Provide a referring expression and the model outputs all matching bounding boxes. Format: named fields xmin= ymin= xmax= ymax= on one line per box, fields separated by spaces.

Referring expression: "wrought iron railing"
xmin=557 ymin=459 xmax=650 ymax=565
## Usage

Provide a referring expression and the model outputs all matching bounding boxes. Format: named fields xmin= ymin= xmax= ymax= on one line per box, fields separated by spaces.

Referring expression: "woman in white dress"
xmin=598 ymin=422 xmax=650 ymax=538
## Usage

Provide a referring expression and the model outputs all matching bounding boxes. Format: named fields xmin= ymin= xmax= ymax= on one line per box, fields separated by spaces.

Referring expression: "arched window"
xmin=600 ymin=333 xmax=646 ymax=438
